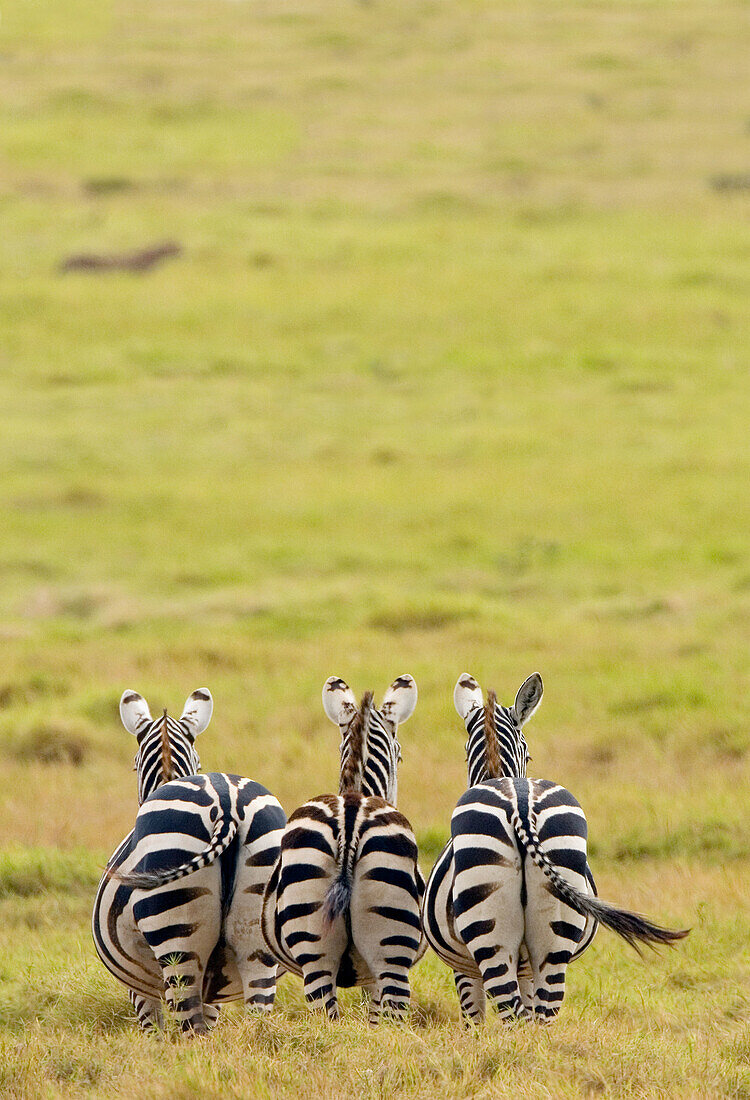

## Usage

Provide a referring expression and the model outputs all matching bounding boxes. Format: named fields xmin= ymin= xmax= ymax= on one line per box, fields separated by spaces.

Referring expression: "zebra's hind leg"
xmin=523 ymin=882 xmax=582 ymax=1024
xmin=302 ymin=964 xmax=339 ymax=1020
xmin=289 ymin=899 xmax=347 ymax=1021
xmin=238 ymin=949 xmax=278 ymax=1014
xmin=369 ymin=965 xmax=411 ymax=1025
xmin=159 ymin=952 xmax=210 ymax=1035
xmin=203 ymin=1003 xmax=221 ymax=1030
xmin=478 ymin=951 xmax=532 ymax=1026
xmin=454 ymin=971 xmax=486 ymax=1027
xmin=129 ymin=990 xmax=164 ymax=1033
xmin=517 ymin=945 xmax=534 ymax=1015
xmin=529 ymin=946 xmax=572 ymax=1025
xmin=452 ymin=848 xmax=529 ymax=1025
xmin=362 ymin=979 xmax=381 ymax=1026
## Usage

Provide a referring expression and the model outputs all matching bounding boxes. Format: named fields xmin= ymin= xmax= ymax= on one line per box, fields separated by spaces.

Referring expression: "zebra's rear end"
xmin=262 ymin=790 xmax=425 ymax=1023
xmin=94 ymin=774 xmax=286 ymax=1032
xmin=93 ymin=780 xmax=228 ymax=1033
xmin=349 ymin=795 xmax=425 ymax=1021
xmin=93 ymin=833 xmax=166 ymax=1005
xmin=217 ymin=786 xmax=287 ymax=1011
xmin=262 ymin=673 xmax=423 ymax=1024
xmin=450 ymin=776 xmax=594 ymax=1024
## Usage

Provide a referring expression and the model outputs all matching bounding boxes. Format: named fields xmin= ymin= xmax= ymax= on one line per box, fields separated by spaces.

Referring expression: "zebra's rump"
xmin=422 ymin=777 xmax=598 ymax=976
xmin=92 ymin=773 xmax=286 ymax=1005
xmin=452 ymin=778 xmax=593 ymax=949
xmin=93 ymin=838 xmax=225 ymax=1001
xmin=451 ymin=777 xmax=589 ymax=878
xmin=262 ymin=792 xmax=425 ymax=987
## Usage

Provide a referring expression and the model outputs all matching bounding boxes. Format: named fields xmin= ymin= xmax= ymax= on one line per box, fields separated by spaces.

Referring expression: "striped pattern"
xmin=132 ymin=709 xmax=201 ymax=808
xmin=422 ymin=674 xmax=687 ymax=1026
xmin=92 ymin=689 xmax=286 ymax=1034
xmin=464 ymin=690 xmax=530 ymax=787
xmin=262 ymin=676 xmax=425 ymax=1024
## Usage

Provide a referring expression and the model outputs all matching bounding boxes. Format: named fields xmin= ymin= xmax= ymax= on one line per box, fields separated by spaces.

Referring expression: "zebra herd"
xmin=92 ymin=673 xmax=688 ymax=1034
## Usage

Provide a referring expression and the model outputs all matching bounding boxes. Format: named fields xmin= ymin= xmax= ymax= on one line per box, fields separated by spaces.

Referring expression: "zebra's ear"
xmin=120 ymin=691 xmax=152 ymax=736
xmin=381 ymin=675 xmax=417 ymax=726
xmin=454 ymin=674 xmax=484 ymax=722
xmin=180 ymin=689 xmax=213 ymax=736
xmin=322 ymin=677 xmax=358 ymax=726
xmin=512 ymin=673 xmax=543 ymax=726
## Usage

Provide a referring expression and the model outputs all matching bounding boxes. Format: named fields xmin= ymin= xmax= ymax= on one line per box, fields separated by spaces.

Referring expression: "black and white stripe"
xmin=262 ymin=675 xmax=425 ymax=1024
xmin=422 ymin=673 xmax=688 ymax=1025
xmin=131 ymin=700 xmax=201 ymax=808
xmin=92 ymin=688 xmax=286 ymax=1034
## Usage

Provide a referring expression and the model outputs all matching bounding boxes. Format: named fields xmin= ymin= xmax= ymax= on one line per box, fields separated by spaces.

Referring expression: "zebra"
xmin=261 ymin=675 xmax=425 ymax=1024
xmin=92 ymin=688 xmax=286 ymax=1034
xmin=422 ymin=673 xmax=689 ymax=1026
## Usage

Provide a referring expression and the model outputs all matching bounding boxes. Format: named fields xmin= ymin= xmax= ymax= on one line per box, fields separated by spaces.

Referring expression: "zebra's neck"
xmin=134 ymin=713 xmax=201 ymax=804
xmin=339 ymin=694 xmax=399 ymax=802
xmin=465 ymin=701 xmax=528 ymax=786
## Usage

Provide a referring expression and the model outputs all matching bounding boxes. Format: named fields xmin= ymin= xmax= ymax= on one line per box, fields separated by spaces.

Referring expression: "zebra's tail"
xmin=509 ymin=796 xmax=689 ymax=954
xmin=110 ymin=815 xmax=239 ymax=891
xmin=321 ymin=875 xmax=353 ymax=930
xmin=321 ymin=799 xmax=362 ymax=930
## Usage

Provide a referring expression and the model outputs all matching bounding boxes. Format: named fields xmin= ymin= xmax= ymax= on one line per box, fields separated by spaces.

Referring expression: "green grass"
xmin=1 ymin=0 xmax=749 ymax=1095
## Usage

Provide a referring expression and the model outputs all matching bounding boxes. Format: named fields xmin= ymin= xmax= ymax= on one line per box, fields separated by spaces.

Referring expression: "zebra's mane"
xmin=483 ymin=690 xmax=501 ymax=778
xmin=339 ymin=691 xmax=373 ymax=793
xmin=160 ymin=710 xmax=172 ymax=784
xmin=134 ymin=711 xmax=201 ymax=804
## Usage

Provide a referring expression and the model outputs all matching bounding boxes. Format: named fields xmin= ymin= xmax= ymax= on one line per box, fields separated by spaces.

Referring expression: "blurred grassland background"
xmin=1 ymin=1 xmax=749 ymax=1096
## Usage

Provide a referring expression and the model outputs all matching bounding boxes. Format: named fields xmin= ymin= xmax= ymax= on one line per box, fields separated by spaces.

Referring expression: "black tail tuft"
xmin=321 ymin=876 xmax=352 ymax=930
xmin=569 ymin=894 xmax=690 ymax=956
xmin=108 ymin=866 xmax=173 ymax=890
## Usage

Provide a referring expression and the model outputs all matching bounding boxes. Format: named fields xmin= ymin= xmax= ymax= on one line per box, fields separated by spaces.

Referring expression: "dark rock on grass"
xmin=59 ymin=241 xmax=182 ymax=274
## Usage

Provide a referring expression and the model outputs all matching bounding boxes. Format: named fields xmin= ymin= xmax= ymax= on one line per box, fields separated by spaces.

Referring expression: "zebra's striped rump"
xmin=423 ymin=674 xmax=687 ymax=1027
xmin=94 ymin=774 xmax=286 ymax=1032
xmin=262 ymin=791 xmax=424 ymax=1022
xmin=261 ymin=675 xmax=425 ymax=1024
xmin=92 ymin=688 xmax=286 ymax=1035
xmin=448 ymin=776 xmax=593 ymax=1024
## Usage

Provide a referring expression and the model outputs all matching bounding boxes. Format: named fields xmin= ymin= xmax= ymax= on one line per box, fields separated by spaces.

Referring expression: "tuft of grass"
xmin=368 ymin=607 xmax=472 ymax=634
xmin=11 ymin=724 xmax=91 ymax=766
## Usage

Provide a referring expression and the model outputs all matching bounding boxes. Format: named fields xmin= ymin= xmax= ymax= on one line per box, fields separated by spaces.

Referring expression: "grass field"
xmin=1 ymin=1 xmax=749 ymax=1096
